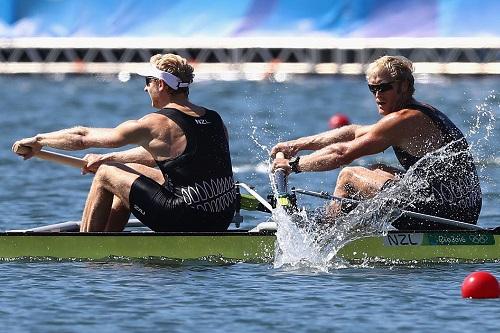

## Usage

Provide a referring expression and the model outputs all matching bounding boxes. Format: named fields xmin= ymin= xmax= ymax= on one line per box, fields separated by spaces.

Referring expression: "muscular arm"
xmin=13 ymin=119 xmax=152 ymax=159
xmin=271 ymin=124 xmax=364 ymax=158
xmin=298 ymin=130 xmax=391 ymax=171
xmin=295 ymin=124 xmax=363 ymax=149
xmin=36 ymin=120 xmax=149 ymax=150
xmin=84 ymin=147 xmax=157 ymax=172
xmin=105 ymin=147 xmax=156 ymax=165
xmin=273 ymin=112 xmax=415 ymax=173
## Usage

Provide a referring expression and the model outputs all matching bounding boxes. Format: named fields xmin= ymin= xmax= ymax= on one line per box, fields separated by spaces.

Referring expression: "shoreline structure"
xmin=0 ymin=37 xmax=498 ymax=76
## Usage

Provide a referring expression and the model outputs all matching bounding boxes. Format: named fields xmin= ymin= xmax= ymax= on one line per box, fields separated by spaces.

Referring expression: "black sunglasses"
xmin=368 ymin=81 xmax=396 ymax=94
xmin=145 ymin=76 xmax=156 ymax=85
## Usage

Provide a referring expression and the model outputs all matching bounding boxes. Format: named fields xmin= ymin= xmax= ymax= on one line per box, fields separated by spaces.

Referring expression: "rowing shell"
xmin=2 ymin=226 xmax=499 ymax=263
xmin=9 ymin=149 xmax=497 ymax=263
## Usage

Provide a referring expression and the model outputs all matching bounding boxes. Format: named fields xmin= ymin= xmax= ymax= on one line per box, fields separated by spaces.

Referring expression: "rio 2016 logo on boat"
xmin=428 ymin=233 xmax=495 ymax=245
xmin=469 ymin=234 xmax=493 ymax=245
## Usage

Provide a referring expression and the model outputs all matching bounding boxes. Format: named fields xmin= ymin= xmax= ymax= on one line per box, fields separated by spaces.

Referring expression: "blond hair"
xmin=150 ymin=53 xmax=194 ymax=93
xmin=366 ymin=55 xmax=415 ymax=95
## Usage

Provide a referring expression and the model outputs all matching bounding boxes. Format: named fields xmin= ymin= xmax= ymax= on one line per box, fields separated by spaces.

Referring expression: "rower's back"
xmin=156 ymin=107 xmax=236 ymax=223
xmin=391 ymin=101 xmax=482 ymax=230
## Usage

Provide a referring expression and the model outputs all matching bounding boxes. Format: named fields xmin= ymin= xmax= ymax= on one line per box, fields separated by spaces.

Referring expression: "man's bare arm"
xmin=271 ymin=124 xmax=366 ymax=158
xmin=290 ymin=115 xmax=407 ymax=172
xmin=14 ymin=118 xmax=151 ymax=157
xmin=85 ymin=147 xmax=156 ymax=167
xmin=296 ymin=124 xmax=363 ymax=149
xmin=105 ymin=147 xmax=156 ymax=165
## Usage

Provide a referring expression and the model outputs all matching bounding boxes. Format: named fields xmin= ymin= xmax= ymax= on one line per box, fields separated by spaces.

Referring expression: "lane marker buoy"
xmin=461 ymin=271 xmax=500 ymax=299
xmin=328 ymin=113 xmax=350 ymax=129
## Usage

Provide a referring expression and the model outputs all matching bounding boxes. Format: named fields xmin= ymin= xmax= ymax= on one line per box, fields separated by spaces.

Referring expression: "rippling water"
xmin=0 ymin=75 xmax=499 ymax=332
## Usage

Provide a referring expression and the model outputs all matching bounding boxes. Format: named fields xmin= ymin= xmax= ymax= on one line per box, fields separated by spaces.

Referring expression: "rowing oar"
xmin=292 ymin=188 xmax=485 ymax=231
xmin=12 ymin=144 xmax=86 ymax=169
xmin=273 ymin=152 xmax=295 ymax=212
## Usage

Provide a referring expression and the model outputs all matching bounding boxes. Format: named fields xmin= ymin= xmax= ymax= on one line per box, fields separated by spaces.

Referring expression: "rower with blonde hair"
xmin=272 ymin=55 xmax=482 ymax=229
xmin=13 ymin=53 xmax=236 ymax=232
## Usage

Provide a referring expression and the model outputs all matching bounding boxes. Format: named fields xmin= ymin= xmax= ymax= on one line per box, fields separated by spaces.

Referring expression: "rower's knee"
xmin=93 ymin=163 xmax=117 ymax=186
xmin=336 ymin=167 xmax=364 ymax=197
xmin=111 ymin=194 xmax=127 ymax=209
xmin=337 ymin=166 xmax=361 ymax=185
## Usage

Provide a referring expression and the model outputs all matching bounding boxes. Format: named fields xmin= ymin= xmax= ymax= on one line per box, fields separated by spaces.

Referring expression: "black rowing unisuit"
xmin=390 ymin=101 xmax=482 ymax=230
xmin=129 ymin=108 xmax=236 ymax=232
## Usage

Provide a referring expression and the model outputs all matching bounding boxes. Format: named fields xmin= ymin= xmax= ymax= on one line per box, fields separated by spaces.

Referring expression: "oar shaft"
xmin=292 ymin=188 xmax=358 ymax=205
xmin=13 ymin=144 xmax=86 ymax=169
xmin=34 ymin=150 xmax=86 ymax=169
xmin=400 ymin=210 xmax=484 ymax=231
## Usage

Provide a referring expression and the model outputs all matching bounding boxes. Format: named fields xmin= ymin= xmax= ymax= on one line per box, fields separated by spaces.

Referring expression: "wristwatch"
xmin=289 ymin=156 xmax=301 ymax=173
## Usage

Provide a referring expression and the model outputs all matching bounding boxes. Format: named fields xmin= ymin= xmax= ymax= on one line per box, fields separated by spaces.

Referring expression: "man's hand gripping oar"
xmin=272 ymin=152 xmax=296 ymax=212
xmin=12 ymin=143 xmax=87 ymax=169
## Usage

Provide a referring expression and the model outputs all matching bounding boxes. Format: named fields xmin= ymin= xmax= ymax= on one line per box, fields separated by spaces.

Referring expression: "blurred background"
xmin=0 ymin=0 xmax=498 ymax=77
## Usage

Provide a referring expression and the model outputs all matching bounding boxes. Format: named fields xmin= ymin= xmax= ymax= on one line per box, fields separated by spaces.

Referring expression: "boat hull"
xmin=1 ymin=230 xmax=498 ymax=263
xmin=340 ymin=231 xmax=500 ymax=263
xmin=0 ymin=231 xmax=276 ymax=263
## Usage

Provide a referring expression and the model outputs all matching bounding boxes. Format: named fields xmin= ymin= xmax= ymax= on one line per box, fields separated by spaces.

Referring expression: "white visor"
xmin=136 ymin=65 xmax=190 ymax=90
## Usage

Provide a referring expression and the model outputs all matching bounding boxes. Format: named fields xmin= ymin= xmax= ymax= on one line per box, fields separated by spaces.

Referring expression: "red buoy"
xmin=328 ymin=113 xmax=350 ymax=129
xmin=461 ymin=271 xmax=500 ymax=299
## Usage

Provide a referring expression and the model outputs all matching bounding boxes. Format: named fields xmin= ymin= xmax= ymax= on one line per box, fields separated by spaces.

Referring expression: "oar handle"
xmin=13 ymin=144 xmax=86 ymax=169
xmin=274 ymin=152 xmax=288 ymax=196
xmin=35 ymin=150 xmax=86 ymax=168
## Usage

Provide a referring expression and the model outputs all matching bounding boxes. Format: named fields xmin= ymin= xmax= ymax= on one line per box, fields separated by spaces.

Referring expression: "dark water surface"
xmin=0 ymin=75 xmax=499 ymax=332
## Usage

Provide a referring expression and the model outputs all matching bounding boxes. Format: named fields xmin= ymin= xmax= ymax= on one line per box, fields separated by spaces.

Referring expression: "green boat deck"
xmin=0 ymin=229 xmax=499 ymax=263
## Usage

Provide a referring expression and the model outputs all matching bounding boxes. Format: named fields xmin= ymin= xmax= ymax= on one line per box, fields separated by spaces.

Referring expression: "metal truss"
xmin=0 ymin=37 xmax=498 ymax=75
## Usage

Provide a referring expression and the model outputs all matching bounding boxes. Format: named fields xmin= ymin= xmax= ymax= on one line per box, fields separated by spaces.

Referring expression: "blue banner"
xmin=0 ymin=0 xmax=497 ymax=37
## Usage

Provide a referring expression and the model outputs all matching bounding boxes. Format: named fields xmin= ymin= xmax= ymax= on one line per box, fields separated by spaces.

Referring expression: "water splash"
xmin=272 ymin=207 xmax=332 ymax=272
xmin=466 ymin=91 xmax=497 ymax=144
xmin=248 ymin=117 xmax=270 ymax=156
xmin=465 ymin=91 xmax=498 ymax=189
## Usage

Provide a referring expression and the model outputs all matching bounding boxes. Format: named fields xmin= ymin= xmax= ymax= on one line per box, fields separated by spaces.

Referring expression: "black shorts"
xmin=380 ymin=179 xmax=482 ymax=230
xmin=129 ymin=175 xmax=232 ymax=232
